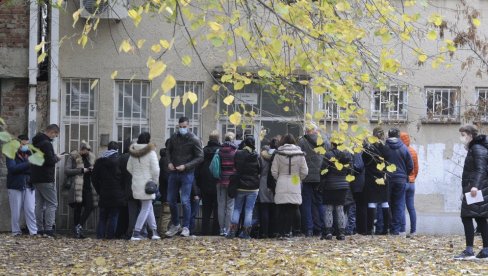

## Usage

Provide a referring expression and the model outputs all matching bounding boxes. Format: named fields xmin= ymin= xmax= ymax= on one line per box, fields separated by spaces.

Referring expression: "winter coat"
xmin=320 ymin=148 xmax=353 ymax=191
xmin=258 ymin=149 xmax=275 ymax=203
xmin=271 ymin=144 xmax=308 ymax=205
xmin=234 ymin=147 xmax=261 ymax=191
xmin=196 ymin=140 xmax=221 ymax=195
xmin=400 ymin=132 xmax=419 ymax=183
xmin=297 ymin=134 xmax=323 ymax=183
xmin=119 ymin=153 xmax=133 ymax=201
xmin=6 ymin=150 xmax=32 ymax=190
xmin=218 ymin=142 xmax=237 ymax=187
xmin=64 ymin=151 xmax=98 ymax=206
xmin=92 ymin=152 xmax=125 ymax=208
xmin=461 ymin=135 xmax=488 ymax=218
xmin=362 ymin=142 xmax=388 ymax=203
xmin=351 ymin=153 xmax=366 ymax=193
xmin=166 ymin=132 xmax=204 ymax=172
xmin=158 ymin=148 xmax=170 ymax=203
xmin=127 ymin=143 xmax=160 ymax=200
xmin=30 ymin=133 xmax=59 ymax=184
xmin=384 ymin=138 xmax=414 ymax=183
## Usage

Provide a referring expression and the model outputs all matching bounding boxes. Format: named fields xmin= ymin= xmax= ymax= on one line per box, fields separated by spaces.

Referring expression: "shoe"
xmin=305 ymin=230 xmax=313 ymax=237
xmin=131 ymin=231 xmax=145 ymax=241
xmin=407 ymin=232 xmax=416 ymax=238
xmin=12 ymin=232 xmax=22 ymax=237
xmin=74 ymin=224 xmax=85 ymax=239
xmin=151 ymin=234 xmax=161 ymax=240
xmin=165 ymin=224 xmax=181 ymax=237
xmin=337 ymin=228 xmax=346 ymax=241
xmin=226 ymin=224 xmax=238 ymax=239
xmin=320 ymin=233 xmax=333 ymax=240
xmin=43 ymin=230 xmax=56 ymax=238
xmin=239 ymin=227 xmax=251 ymax=239
xmin=220 ymin=228 xmax=227 ymax=236
xmin=38 ymin=230 xmax=44 ymax=236
xmin=180 ymin=227 xmax=190 ymax=237
xmin=476 ymin=249 xmax=488 ymax=260
xmin=454 ymin=249 xmax=475 ymax=260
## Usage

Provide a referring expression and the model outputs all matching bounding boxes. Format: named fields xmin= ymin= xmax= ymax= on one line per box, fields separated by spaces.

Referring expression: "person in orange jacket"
xmin=400 ymin=132 xmax=419 ymax=236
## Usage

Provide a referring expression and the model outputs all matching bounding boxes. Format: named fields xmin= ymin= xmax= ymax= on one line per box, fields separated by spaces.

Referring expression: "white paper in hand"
xmin=465 ymin=191 xmax=484 ymax=205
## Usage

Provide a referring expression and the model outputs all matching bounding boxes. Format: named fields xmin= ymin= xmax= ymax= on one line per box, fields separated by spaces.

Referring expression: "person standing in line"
xmin=454 ymin=125 xmax=488 ymax=260
xmin=400 ymin=132 xmax=419 ymax=237
xmin=6 ymin=135 xmax=37 ymax=236
xmin=297 ymin=123 xmax=325 ymax=237
xmin=349 ymin=152 xmax=366 ymax=235
xmin=271 ymin=134 xmax=308 ymax=240
xmin=64 ymin=141 xmax=97 ymax=239
xmin=31 ymin=124 xmax=62 ymax=238
xmin=257 ymin=138 xmax=278 ymax=239
xmin=92 ymin=141 xmax=126 ymax=239
xmin=127 ymin=132 xmax=161 ymax=241
xmin=158 ymin=139 xmax=171 ymax=233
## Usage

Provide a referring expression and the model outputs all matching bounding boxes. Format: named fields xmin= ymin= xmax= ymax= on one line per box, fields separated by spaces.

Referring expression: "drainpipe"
xmin=49 ymin=5 xmax=60 ymax=153
xmin=27 ymin=0 xmax=39 ymax=139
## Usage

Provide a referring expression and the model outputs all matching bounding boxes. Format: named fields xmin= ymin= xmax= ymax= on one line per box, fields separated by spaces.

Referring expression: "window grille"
xmin=371 ymin=86 xmax=408 ymax=121
xmin=425 ymin=87 xmax=459 ymax=121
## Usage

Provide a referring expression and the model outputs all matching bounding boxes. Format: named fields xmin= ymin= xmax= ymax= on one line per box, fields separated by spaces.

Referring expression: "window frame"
xmin=370 ymin=85 xmax=408 ymax=122
xmin=424 ymin=86 xmax=460 ymax=123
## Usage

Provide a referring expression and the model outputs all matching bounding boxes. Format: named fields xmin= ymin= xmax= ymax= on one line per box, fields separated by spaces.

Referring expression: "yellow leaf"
xmin=94 ymin=257 xmax=106 ymax=266
xmin=418 ymin=54 xmax=427 ymax=62
xmin=229 ymin=112 xmax=242 ymax=125
xmin=375 ymin=178 xmax=385 ymax=185
xmin=172 ymin=95 xmax=181 ymax=109
xmin=316 ymin=135 xmax=324 ymax=146
xmin=90 ymin=79 xmax=98 ymax=90
xmin=111 ymin=70 xmax=118 ymax=80
xmin=291 ymin=175 xmax=300 ymax=185
xmin=321 ymin=169 xmax=329 ymax=175
xmin=314 ymin=147 xmax=326 ymax=155
xmin=128 ymin=9 xmax=142 ymax=27
xmin=472 ymin=18 xmax=481 ymax=27
xmin=223 ymin=95 xmax=235 ymax=105
xmin=376 ymin=162 xmax=385 ymax=171
xmin=314 ymin=111 xmax=325 ymax=120
xmin=187 ymin=91 xmax=198 ymax=104
xmin=119 ymin=40 xmax=132 ymax=53
xmin=72 ymin=8 xmax=82 ymax=28
xmin=335 ymin=161 xmax=344 ymax=171
xmin=386 ymin=164 xmax=397 ymax=173
xmin=335 ymin=1 xmax=351 ymax=12
xmin=148 ymin=61 xmax=167 ymax=80
xmin=208 ymin=21 xmax=223 ymax=31
xmin=427 ymin=30 xmax=437 ymax=40
xmin=202 ymin=99 xmax=209 ymax=109
xmin=299 ymin=80 xmax=309 ymax=85
xmin=346 ymin=175 xmax=355 ymax=182
xmin=37 ymin=52 xmax=47 ymax=64
xmin=78 ymin=35 xmax=88 ymax=48
xmin=283 ymin=106 xmax=290 ymax=112
xmin=34 ymin=41 xmax=45 ymax=53
xmin=137 ymin=39 xmax=146 ymax=48
xmin=146 ymin=57 xmax=155 ymax=68
xmin=182 ymin=92 xmax=189 ymax=106
xmin=361 ymin=73 xmax=370 ymax=82
xmin=161 ymin=75 xmax=176 ymax=92
xmin=212 ymin=84 xmax=220 ymax=92
xmin=160 ymin=39 xmax=170 ymax=49
xmin=160 ymin=94 xmax=171 ymax=107
xmin=151 ymin=44 xmax=162 ymax=53
xmin=367 ymin=136 xmax=379 ymax=144
xmin=234 ymin=82 xmax=244 ymax=90
xmin=182 ymin=55 xmax=192 ymax=66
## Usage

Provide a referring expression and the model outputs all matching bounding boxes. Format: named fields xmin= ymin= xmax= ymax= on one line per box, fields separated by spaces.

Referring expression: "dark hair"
xmin=178 ymin=117 xmax=189 ymax=124
xmin=45 ymin=124 xmax=60 ymax=133
xmin=242 ymin=136 xmax=255 ymax=150
xmin=372 ymin=127 xmax=384 ymax=139
xmin=137 ymin=132 xmax=151 ymax=144
xmin=165 ymin=138 xmax=170 ymax=148
xmin=80 ymin=140 xmax=91 ymax=151
xmin=18 ymin=134 xmax=29 ymax=141
xmin=280 ymin=133 xmax=296 ymax=146
xmin=459 ymin=125 xmax=478 ymax=137
xmin=107 ymin=141 xmax=120 ymax=151
xmin=269 ymin=137 xmax=279 ymax=150
xmin=388 ymin=128 xmax=400 ymax=138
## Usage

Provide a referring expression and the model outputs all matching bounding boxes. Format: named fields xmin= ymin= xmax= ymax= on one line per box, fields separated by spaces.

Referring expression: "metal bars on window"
xmin=477 ymin=88 xmax=488 ymax=122
xmin=166 ymin=81 xmax=203 ymax=138
xmin=425 ymin=87 xmax=459 ymax=121
xmin=371 ymin=86 xmax=408 ymax=121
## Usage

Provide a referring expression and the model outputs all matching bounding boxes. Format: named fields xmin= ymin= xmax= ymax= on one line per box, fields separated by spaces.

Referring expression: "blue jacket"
xmin=384 ymin=138 xmax=413 ymax=182
xmin=6 ymin=151 xmax=32 ymax=190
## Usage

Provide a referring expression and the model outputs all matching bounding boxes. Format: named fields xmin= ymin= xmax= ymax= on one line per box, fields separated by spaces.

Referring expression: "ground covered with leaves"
xmin=0 ymin=234 xmax=487 ymax=275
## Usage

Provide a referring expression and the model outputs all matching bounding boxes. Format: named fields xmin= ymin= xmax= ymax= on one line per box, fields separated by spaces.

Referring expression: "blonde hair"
xmin=224 ymin=132 xmax=236 ymax=142
xmin=209 ymin=130 xmax=220 ymax=141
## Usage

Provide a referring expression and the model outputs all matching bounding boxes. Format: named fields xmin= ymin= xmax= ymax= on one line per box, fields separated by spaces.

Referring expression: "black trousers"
xmin=201 ymin=191 xmax=219 ymax=235
xmin=353 ymin=192 xmax=368 ymax=235
xmin=462 ymin=217 xmax=488 ymax=247
xmin=258 ymin=202 xmax=275 ymax=237
xmin=73 ymin=188 xmax=94 ymax=227
xmin=276 ymin=204 xmax=300 ymax=236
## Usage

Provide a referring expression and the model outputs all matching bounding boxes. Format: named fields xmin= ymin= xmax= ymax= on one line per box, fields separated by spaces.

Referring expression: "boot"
xmin=226 ymin=224 xmax=238 ymax=239
xmin=240 ymin=227 xmax=252 ymax=239
xmin=74 ymin=224 xmax=85 ymax=239
xmin=366 ymin=208 xmax=376 ymax=235
xmin=320 ymin=228 xmax=333 ymax=240
xmin=381 ymin=208 xmax=390 ymax=235
xmin=337 ymin=228 xmax=346 ymax=241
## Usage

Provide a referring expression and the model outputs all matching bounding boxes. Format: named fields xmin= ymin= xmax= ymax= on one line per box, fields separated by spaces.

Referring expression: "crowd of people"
xmin=4 ymin=118 xmax=488 ymax=259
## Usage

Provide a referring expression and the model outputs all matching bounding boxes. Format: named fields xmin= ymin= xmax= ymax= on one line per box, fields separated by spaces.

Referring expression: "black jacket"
xmin=30 ymin=133 xmax=59 ymax=183
xmin=461 ymin=135 xmax=488 ymax=218
xmin=234 ymin=148 xmax=260 ymax=190
xmin=92 ymin=153 xmax=125 ymax=208
xmin=362 ymin=142 xmax=388 ymax=203
xmin=159 ymin=148 xmax=170 ymax=202
xmin=297 ymin=134 xmax=323 ymax=183
xmin=351 ymin=153 xmax=365 ymax=193
xmin=196 ymin=140 xmax=221 ymax=195
xmin=6 ymin=150 xmax=32 ymax=190
xmin=119 ymin=152 xmax=133 ymax=201
xmin=166 ymin=132 xmax=204 ymax=172
xmin=320 ymin=148 xmax=353 ymax=190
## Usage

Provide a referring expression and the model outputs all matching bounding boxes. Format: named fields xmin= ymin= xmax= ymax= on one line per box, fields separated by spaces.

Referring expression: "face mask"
xmin=20 ymin=145 xmax=29 ymax=152
xmin=460 ymin=135 xmax=472 ymax=146
xmin=179 ymin=128 xmax=188 ymax=135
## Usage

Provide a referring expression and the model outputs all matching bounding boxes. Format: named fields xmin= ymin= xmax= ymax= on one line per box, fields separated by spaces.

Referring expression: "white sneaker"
xmin=165 ymin=224 xmax=181 ymax=237
xmin=180 ymin=227 xmax=190 ymax=237
xmin=151 ymin=235 xmax=161 ymax=240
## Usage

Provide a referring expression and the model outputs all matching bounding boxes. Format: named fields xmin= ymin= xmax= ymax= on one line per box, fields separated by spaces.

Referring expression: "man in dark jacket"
xmin=165 ymin=116 xmax=204 ymax=237
xmin=92 ymin=141 xmax=125 ymax=239
xmin=383 ymin=128 xmax=413 ymax=235
xmin=31 ymin=124 xmax=61 ymax=237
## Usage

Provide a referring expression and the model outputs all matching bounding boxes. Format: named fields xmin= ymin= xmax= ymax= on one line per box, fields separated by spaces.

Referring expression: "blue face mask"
xmin=20 ymin=145 xmax=29 ymax=152
xmin=179 ymin=128 xmax=188 ymax=135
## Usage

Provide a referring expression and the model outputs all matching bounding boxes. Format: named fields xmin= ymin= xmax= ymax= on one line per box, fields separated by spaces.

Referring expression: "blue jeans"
xmin=97 ymin=207 xmax=120 ymax=239
xmin=300 ymin=182 xmax=324 ymax=234
xmin=167 ymin=171 xmax=194 ymax=228
xmin=345 ymin=203 xmax=356 ymax=234
xmin=388 ymin=180 xmax=406 ymax=234
xmin=231 ymin=191 xmax=258 ymax=227
xmin=405 ymin=183 xmax=417 ymax=233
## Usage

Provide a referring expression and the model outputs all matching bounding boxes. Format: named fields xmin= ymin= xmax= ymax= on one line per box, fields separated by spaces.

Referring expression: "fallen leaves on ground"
xmin=0 ymin=234 xmax=487 ymax=275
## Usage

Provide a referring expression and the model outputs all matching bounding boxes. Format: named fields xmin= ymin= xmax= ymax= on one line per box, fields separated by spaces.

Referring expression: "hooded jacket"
xmin=258 ymin=148 xmax=275 ymax=203
xmin=127 ymin=143 xmax=160 ymax=200
xmin=234 ymin=147 xmax=261 ymax=191
xmin=6 ymin=150 xmax=32 ymax=190
xmin=30 ymin=133 xmax=59 ymax=183
xmin=461 ymin=135 xmax=488 ymax=218
xmin=92 ymin=151 xmax=125 ymax=208
xmin=271 ymin=144 xmax=308 ymax=205
xmin=64 ymin=150 xmax=98 ymax=206
xmin=384 ymin=137 xmax=414 ymax=183
xmin=196 ymin=140 xmax=221 ymax=194
xmin=297 ymin=134 xmax=323 ymax=183
xmin=400 ymin=132 xmax=419 ymax=183
xmin=166 ymin=132 xmax=204 ymax=172
xmin=320 ymin=148 xmax=353 ymax=190
xmin=218 ymin=141 xmax=238 ymax=186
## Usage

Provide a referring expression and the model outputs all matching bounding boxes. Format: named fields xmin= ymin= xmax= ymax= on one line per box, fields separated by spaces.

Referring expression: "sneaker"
xmin=320 ymin=233 xmax=333 ymax=240
xmin=476 ymin=249 xmax=488 ymax=260
xmin=220 ymin=228 xmax=227 ymax=236
xmin=454 ymin=249 xmax=475 ymax=260
xmin=12 ymin=232 xmax=22 ymax=237
xmin=74 ymin=224 xmax=85 ymax=239
xmin=407 ymin=232 xmax=416 ymax=238
xmin=43 ymin=230 xmax=56 ymax=239
xmin=165 ymin=224 xmax=181 ymax=237
xmin=151 ymin=234 xmax=161 ymax=240
xmin=180 ymin=227 xmax=190 ymax=237
xmin=131 ymin=231 xmax=145 ymax=241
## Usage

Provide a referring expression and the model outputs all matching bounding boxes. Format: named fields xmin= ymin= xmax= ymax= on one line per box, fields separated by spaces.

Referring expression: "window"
xmin=371 ymin=86 xmax=407 ymax=121
xmin=165 ymin=81 xmax=203 ymax=138
xmin=61 ymin=78 xmax=98 ymax=153
xmin=115 ymin=80 xmax=150 ymax=144
xmin=425 ymin=87 xmax=460 ymax=122
xmin=317 ymin=93 xmax=358 ymax=121
xmin=477 ymin=88 xmax=488 ymax=122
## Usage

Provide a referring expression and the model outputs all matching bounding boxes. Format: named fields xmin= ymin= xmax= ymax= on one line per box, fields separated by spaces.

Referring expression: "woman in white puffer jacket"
xmin=127 ymin=132 xmax=160 ymax=240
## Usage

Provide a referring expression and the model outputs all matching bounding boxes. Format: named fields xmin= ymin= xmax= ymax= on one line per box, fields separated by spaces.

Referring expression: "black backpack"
xmin=267 ymin=153 xmax=277 ymax=194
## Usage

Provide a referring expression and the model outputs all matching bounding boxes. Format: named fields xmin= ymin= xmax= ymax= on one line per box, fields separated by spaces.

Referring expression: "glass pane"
xmin=80 ymin=81 xmax=89 ymax=116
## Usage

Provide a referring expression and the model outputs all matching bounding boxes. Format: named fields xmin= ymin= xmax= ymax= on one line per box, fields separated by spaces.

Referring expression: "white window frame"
xmin=425 ymin=86 xmax=460 ymax=122
xmin=317 ymin=93 xmax=358 ymax=122
xmin=371 ymin=85 xmax=408 ymax=121
xmin=114 ymin=80 xmax=151 ymax=144
xmin=165 ymin=81 xmax=204 ymax=140
xmin=476 ymin=87 xmax=488 ymax=122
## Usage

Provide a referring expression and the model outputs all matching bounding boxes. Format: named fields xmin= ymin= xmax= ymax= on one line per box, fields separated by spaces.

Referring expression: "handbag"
xmin=228 ymin=174 xmax=239 ymax=198
xmin=145 ymin=180 xmax=158 ymax=194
